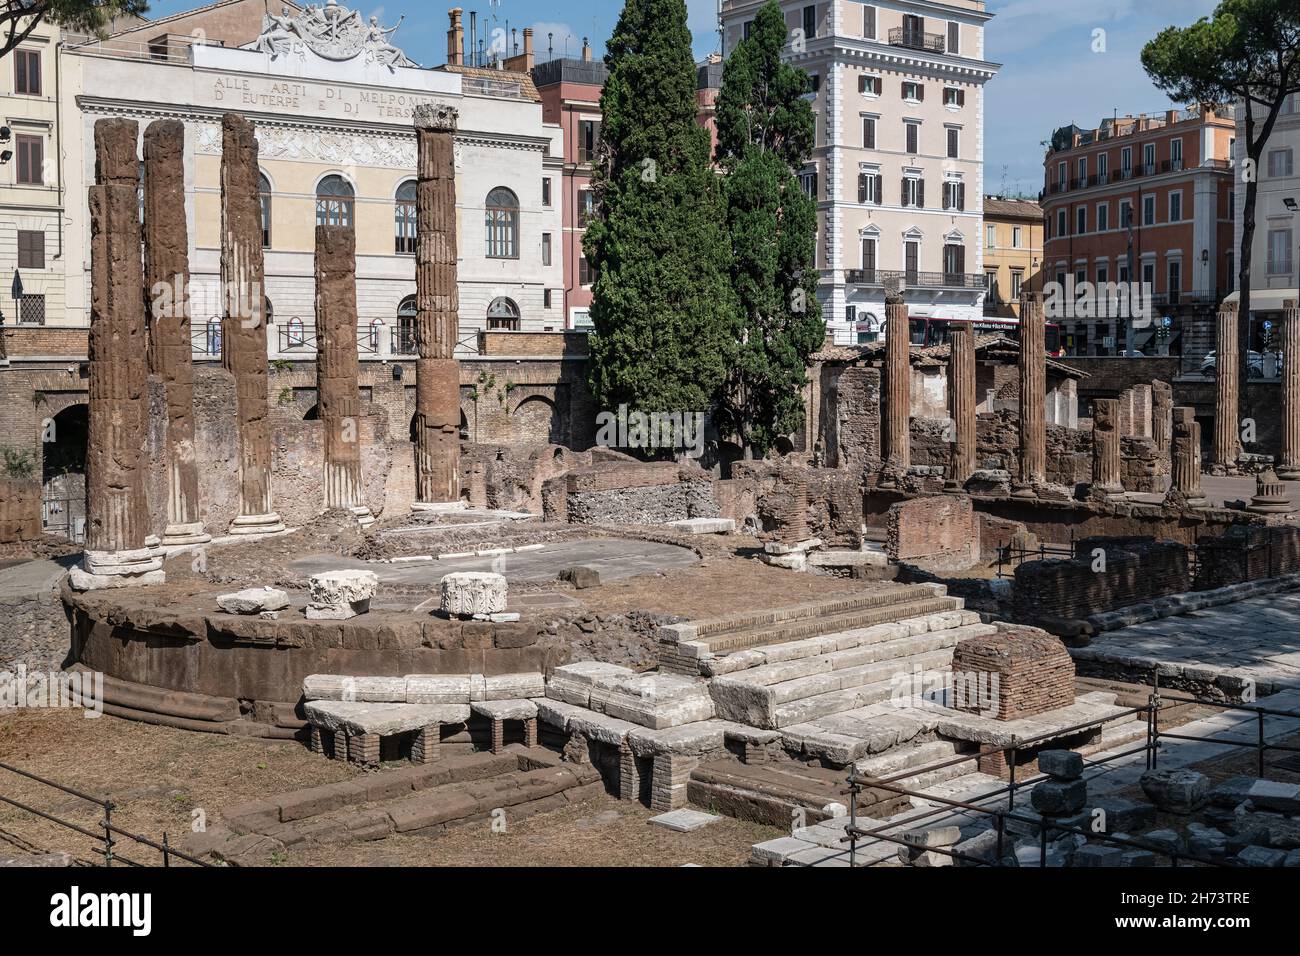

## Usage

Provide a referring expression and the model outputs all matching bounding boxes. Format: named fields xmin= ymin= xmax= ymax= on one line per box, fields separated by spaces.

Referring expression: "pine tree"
xmin=584 ymin=0 xmax=739 ymax=449
xmin=714 ymin=0 xmax=825 ymax=458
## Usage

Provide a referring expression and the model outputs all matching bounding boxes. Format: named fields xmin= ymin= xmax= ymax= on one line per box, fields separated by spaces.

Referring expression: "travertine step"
xmin=687 ymin=759 xmax=909 ymax=828
xmin=771 ymin=655 xmax=953 ymax=729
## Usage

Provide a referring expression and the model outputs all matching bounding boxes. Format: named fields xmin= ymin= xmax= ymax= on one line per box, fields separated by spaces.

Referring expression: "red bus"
xmin=906 ymin=316 xmax=1063 ymax=357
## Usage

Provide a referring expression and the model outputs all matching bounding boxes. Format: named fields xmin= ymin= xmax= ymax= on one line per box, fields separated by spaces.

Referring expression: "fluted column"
xmin=72 ymin=119 xmax=164 ymax=591
xmin=1167 ymin=406 xmax=1207 ymax=508
xmin=1090 ymin=398 xmax=1124 ymax=500
xmin=946 ymin=323 xmax=976 ymax=489
xmin=412 ymin=104 xmax=463 ymax=510
xmin=882 ymin=288 xmax=910 ymax=475
xmin=1279 ymin=306 xmax=1300 ymax=479
xmin=1212 ymin=304 xmax=1241 ymax=473
xmin=144 ymin=120 xmax=209 ymax=549
xmin=315 ymin=225 xmax=375 ymax=527
xmin=221 ymin=113 xmax=284 ymax=536
xmin=1014 ymin=291 xmax=1046 ymax=496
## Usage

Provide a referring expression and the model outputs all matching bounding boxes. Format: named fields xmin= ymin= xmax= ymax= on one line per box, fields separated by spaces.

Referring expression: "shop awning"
xmin=1221 ymin=289 xmax=1299 ymax=311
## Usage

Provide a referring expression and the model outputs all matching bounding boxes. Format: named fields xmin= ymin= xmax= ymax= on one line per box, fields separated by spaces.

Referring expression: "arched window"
xmin=367 ymin=318 xmax=384 ymax=352
xmin=396 ymin=295 xmax=418 ymax=355
xmin=395 ymin=180 xmax=416 ymax=255
xmin=259 ymin=171 xmax=272 ymax=247
xmin=286 ymin=316 xmax=305 ymax=347
xmin=487 ymin=296 xmax=520 ymax=331
xmin=316 ymin=174 xmax=354 ymax=228
xmin=485 ymin=187 xmax=519 ymax=259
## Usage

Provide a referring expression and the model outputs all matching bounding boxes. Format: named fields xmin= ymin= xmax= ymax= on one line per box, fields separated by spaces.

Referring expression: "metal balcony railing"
xmin=887 ymin=27 xmax=945 ymax=53
xmin=845 ymin=269 xmax=985 ymax=290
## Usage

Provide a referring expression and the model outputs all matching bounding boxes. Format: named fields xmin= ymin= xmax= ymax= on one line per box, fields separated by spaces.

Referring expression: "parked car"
xmin=1199 ymin=350 xmax=1271 ymax=378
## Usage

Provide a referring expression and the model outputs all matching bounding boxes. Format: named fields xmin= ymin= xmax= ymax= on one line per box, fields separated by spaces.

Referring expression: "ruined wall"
xmin=817 ymin=364 xmax=880 ymax=469
xmin=0 ymin=478 xmax=41 ymax=544
xmin=1120 ymin=436 xmax=1171 ymax=494
xmin=1195 ymin=525 xmax=1300 ymax=590
xmin=887 ymin=495 xmax=978 ymax=568
xmin=950 ymin=626 xmax=1075 ymax=721
xmin=909 ymin=410 xmax=1092 ymax=490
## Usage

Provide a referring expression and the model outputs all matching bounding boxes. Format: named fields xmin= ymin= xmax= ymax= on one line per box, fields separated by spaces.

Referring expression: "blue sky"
xmin=147 ymin=0 xmax=1223 ymax=196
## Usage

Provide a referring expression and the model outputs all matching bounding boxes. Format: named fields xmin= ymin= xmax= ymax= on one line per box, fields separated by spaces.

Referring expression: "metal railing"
xmin=994 ymin=532 xmax=1074 ymax=579
xmin=887 ymin=27 xmax=945 ymax=53
xmin=833 ymin=680 xmax=1300 ymax=868
xmin=845 ymin=269 xmax=985 ymax=290
xmin=0 ymin=760 xmax=210 ymax=867
xmin=41 ymin=495 xmax=85 ymax=544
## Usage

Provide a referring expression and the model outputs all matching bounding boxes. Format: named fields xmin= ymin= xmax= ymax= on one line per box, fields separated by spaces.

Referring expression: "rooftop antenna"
xmin=548 ymin=32 xmax=553 ymax=62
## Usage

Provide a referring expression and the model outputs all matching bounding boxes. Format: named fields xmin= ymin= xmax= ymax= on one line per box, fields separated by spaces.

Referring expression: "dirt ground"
xmin=0 ymin=707 xmax=780 ymax=867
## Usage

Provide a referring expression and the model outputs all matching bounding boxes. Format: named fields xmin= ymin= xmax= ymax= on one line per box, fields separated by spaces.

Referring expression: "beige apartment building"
xmin=982 ymin=196 xmax=1042 ymax=319
xmin=720 ymin=0 xmax=1000 ymax=345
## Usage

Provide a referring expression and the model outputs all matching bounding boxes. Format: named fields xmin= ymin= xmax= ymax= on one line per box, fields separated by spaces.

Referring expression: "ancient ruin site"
xmin=0 ymin=100 xmax=1299 ymax=885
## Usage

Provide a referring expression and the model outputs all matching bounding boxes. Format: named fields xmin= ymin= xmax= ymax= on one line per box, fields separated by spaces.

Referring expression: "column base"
xmin=70 ymin=542 xmax=166 ymax=592
xmin=942 ymin=479 xmax=966 ymax=494
xmin=228 ymin=512 xmax=286 ymax=536
xmin=411 ymin=500 xmax=468 ymax=514
xmin=160 ymin=522 xmax=212 ymax=548
xmin=349 ymin=506 xmax=376 ymax=529
xmin=1010 ymin=482 xmax=1038 ymax=499
xmin=1277 ymin=469 xmax=1300 ymax=481
xmin=1088 ymin=484 xmax=1127 ymax=503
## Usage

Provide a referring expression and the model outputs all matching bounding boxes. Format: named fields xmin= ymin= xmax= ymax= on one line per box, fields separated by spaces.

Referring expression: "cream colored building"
xmin=981 ymin=196 xmax=1042 ymax=319
xmin=56 ymin=0 xmax=565 ymax=360
xmin=720 ymin=0 xmax=1000 ymax=345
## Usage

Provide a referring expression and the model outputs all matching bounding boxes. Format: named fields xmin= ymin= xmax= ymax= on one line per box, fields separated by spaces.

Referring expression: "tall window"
xmin=862 ymin=115 xmax=876 ymax=148
xmin=802 ymin=4 xmax=817 ymax=39
xmin=1076 ymin=206 xmax=1087 ymax=235
xmin=947 ymin=21 xmax=960 ymax=55
xmin=943 ymin=243 xmax=965 ymax=280
xmin=858 ymin=170 xmax=881 ymax=204
xmin=487 ymin=296 xmax=520 ymax=331
xmin=863 ymin=4 xmax=876 ymax=39
xmin=1142 ymin=194 xmax=1156 ymax=226
xmin=396 ymin=296 xmax=418 ymax=354
xmin=578 ymin=120 xmax=600 ymax=164
xmin=485 ymin=187 xmax=519 ymax=258
xmin=578 ymin=188 xmax=596 ymax=227
xmin=1268 ymin=229 xmax=1293 ymax=275
xmin=943 ymin=179 xmax=964 ymax=211
xmin=904 ymin=240 xmax=920 ymax=282
xmin=316 ymin=174 xmax=354 ymax=228
xmin=861 ymin=237 xmax=877 ymax=280
xmin=542 ymin=232 xmax=552 ymax=266
xmin=905 ymin=122 xmax=919 ymax=154
xmin=1269 ymin=148 xmax=1294 ymax=178
xmin=1013 ymin=226 xmax=1023 ymax=248
xmin=395 ymin=180 xmax=417 ymax=254
xmin=1169 ymin=190 xmax=1183 ymax=223
xmin=542 ymin=177 xmax=552 ymax=206
xmin=205 ymin=318 xmax=222 ymax=356
xmin=286 ymin=316 xmax=305 ymax=347
xmin=259 ymin=171 xmax=272 ymax=248
xmin=17 ymin=230 xmax=44 ymax=269
xmin=1171 ymin=138 xmax=1183 ymax=169
xmin=1142 ymin=142 xmax=1156 ymax=171
xmin=579 ymin=256 xmax=595 ymax=286
xmin=902 ymin=175 xmax=923 ymax=208
xmin=15 ymin=134 xmax=42 ymax=185
xmin=946 ymin=127 xmax=959 ymax=159
xmin=14 ymin=49 xmax=40 ymax=95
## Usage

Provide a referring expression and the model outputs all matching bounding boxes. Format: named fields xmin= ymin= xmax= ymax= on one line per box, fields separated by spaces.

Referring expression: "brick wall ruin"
xmin=1195 ymin=525 xmax=1300 ymax=590
xmin=887 ymin=495 xmax=979 ymax=569
xmin=950 ymin=625 xmax=1075 ymax=721
xmin=541 ymin=459 xmax=719 ymax=525
xmin=0 ymin=478 xmax=42 ymax=544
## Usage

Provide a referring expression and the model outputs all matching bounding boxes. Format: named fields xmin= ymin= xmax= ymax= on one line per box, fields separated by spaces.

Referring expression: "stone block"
xmin=483 ymin=672 xmax=545 ymax=700
xmin=1237 ymin=845 xmax=1287 ymax=867
xmin=1031 ymin=779 xmax=1087 ymax=816
xmin=404 ymin=674 xmax=473 ymax=704
xmin=1210 ymin=776 xmax=1300 ymax=815
xmin=558 ymin=566 xmax=601 ymax=589
xmin=306 ymin=570 xmax=378 ymax=620
xmin=649 ymin=809 xmax=719 ymax=832
xmin=216 ymin=587 xmax=289 ymax=615
xmin=439 ymin=571 xmax=507 ymax=616
xmin=1140 ymin=768 xmax=1210 ymax=814
xmin=1037 ymin=749 xmax=1083 ymax=781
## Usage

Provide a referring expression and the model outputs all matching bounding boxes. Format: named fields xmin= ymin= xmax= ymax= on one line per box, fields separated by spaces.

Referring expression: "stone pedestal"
xmin=1014 ymin=291 xmax=1046 ymax=498
xmin=220 ymin=113 xmax=283 ymax=537
xmin=1089 ymin=398 xmax=1125 ymax=501
xmin=413 ymin=104 xmax=463 ymax=509
xmin=75 ymin=119 xmax=164 ymax=592
xmin=1167 ymin=406 xmax=1208 ymax=509
xmin=1247 ymin=469 xmax=1295 ymax=514
xmin=315 ymin=225 xmax=374 ymax=528
xmin=1280 ymin=307 xmax=1300 ymax=479
xmin=1212 ymin=306 xmax=1241 ymax=473
xmin=306 ymin=569 xmax=379 ymax=620
xmin=882 ymin=289 xmax=910 ymax=477
xmin=946 ymin=324 xmax=976 ymax=490
xmin=439 ymin=571 xmax=507 ymax=617
xmin=143 ymin=120 xmax=210 ymax=550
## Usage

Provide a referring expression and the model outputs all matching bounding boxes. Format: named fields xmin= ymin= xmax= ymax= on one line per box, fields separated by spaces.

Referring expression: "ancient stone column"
xmin=71 ymin=119 xmax=164 ymax=591
xmin=1166 ymin=406 xmax=1207 ymax=508
xmin=1247 ymin=468 xmax=1295 ymax=513
xmin=945 ymin=323 xmax=976 ymax=490
xmin=143 ymin=120 xmax=210 ymax=549
xmin=1089 ymin=398 xmax=1124 ymax=501
xmin=1015 ymin=291 xmax=1046 ymax=497
xmin=882 ymin=288 xmax=910 ymax=477
xmin=220 ymin=114 xmax=284 ymax=536
xmin=1212 ymin=305 xmax=1241 ymax=473
xmin=1279 ymin=306 xmax=1300 ymax=480
xmin=1151 ymin=380 xmax=1173 ymax=456
xmin=315 ymin=225 xmax=375 ymax=528
xmin=411 ymin=104 xmax=463 ymax=511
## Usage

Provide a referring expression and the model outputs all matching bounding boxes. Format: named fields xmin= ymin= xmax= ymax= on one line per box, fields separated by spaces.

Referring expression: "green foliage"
xmin=714 ymin=0 xmax=825 ymax=457
xmin=1 ymin=1 xmax=150 ymax=60
xmin=2 ymin=447 xmax=36 ymax=479
xmin=269 ymin=359 xmax=293 ymax=373
xmin=584 ymin=0 xmax=739 ymax=428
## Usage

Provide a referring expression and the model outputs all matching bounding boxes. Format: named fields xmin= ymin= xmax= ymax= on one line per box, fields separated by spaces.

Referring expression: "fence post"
xmin=994 ymin=811 xmax=1005 ymax=866
xmin=102 ymin=802 xmax=115 ymax=867
xmin=162 ymin=832 xmax=170 ymax=868
xmin=1007 ymin=740 xmax=1018 ymax=813
xmin=1150 ymin=672 xmax=1161 ymax=769
xmin=847 ymin=776 xmax=858 ymax=869
xmin=1258 ymin=710 xmax=1266 ymax=778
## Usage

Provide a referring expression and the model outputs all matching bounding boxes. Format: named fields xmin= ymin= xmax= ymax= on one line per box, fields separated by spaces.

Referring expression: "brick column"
xmin=332 ymin=730 xmax=348 ymax=762
xmin=946 ymin=323 xmax=976 ymax=489
xmin=220 ymin=114 xmax=284 ymax=536
xmin=411 ymin=104 xmax=462 ymax=511
xmin=1212 ymin=305 xmax=1241 ymax=473
xmin=882 ymin=288 xmax=910 ymax=476
xmin=143 ymin=120 xmax=210 ymax=549
xmin=1089 ymin=398 xmax=1124 ymax=501
xmin=490 ymin=718 xmax=505 ymax=754
xmin=1167 ymin=406 xmax=1208 ymax=508
xmin=72 ymin=119 xmax=165 ymax=592
xmin=618 ymin=744 xmax=645 ymax=803
xmin=1280 ymin=306 xmax=1300 ymax=480
xmin=1014 ymin=291 xmax=1046 ymax=497
xmin=523 ymin=717 xmax=538 ymax=748
xmin=650 ymin=753 xmax=697 ymax=811
xmin=411 ymin=726 xmax=440 ymax=763
xmin=315 ymin=225 xmax=375 ymax=527
xmin=349 ymin=732 xmax=380 ymax=767
xmin=309 ymin=726 xmax=323 ymax=754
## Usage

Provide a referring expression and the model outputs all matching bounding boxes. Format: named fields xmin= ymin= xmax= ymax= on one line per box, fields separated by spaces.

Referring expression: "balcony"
xmin=845 ymin=269 xmax=985 ymax=291
xmin=887 ymin=27 xmax=945 ymax=54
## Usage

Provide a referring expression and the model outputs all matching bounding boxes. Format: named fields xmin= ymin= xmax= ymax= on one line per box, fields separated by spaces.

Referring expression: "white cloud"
xmin=532 ymin=20 xmax=586 ymax=61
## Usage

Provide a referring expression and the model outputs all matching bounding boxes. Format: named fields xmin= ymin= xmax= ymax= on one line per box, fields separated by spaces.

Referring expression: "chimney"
xmin=582 ymin=36 xmax=592 ymax=61
xmin=504 ymin=25 xmax=535 ymax=72
xmin=447 ymin=8 xmax=464 ymax=66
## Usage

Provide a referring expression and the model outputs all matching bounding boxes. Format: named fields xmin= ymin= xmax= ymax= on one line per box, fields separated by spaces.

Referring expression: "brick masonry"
xmin=1195 ymin=525 xmax=1300 ymax=590
xmin=950 ymin=625 xmax=1075 ymax=721
xmin=0 ymin=478 xmax=41 ymax=543
xmin=887 ymin=495 xmax=978 ymax=568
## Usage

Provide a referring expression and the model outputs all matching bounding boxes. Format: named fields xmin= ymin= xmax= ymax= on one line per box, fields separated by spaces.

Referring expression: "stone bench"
xmin=470 ymin=699 xmax=539 ymax=753
xmin=304 ymin=700 xmax=471 ymax=768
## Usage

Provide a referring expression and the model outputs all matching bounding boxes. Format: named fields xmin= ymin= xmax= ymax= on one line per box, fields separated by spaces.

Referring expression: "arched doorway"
xmin=42 ymin=403 xmax=88 ymax=542
xmin=487 ymin=296 xmax=520 ymax=331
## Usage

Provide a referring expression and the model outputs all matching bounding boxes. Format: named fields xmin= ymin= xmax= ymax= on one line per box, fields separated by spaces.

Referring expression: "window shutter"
xmin=858 ymin=174 xmax=867 ymax=203
xmin=901 ymin=177 xmax=908 ymax=206
xmin=958 ymin=90 xmax=965 ymax=107
xmin=917 ymin=84 xmax=924 ymax=102
xmin=874 ymin=175 xmax=883 ymax=205
xmin=917 ymin=178 xmax=925 ymax=208
xmin=16 ymin=54 xmax=26 ymax=93
xmin=956 ymin=246 xmax=966 ymax=274
xmin=902 ymin=81 xmax=908 ymax=98
xmin=958 ymin=183 xmax=966 ymax=211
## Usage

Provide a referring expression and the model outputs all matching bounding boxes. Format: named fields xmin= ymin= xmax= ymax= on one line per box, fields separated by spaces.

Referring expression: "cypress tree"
xmin=714 ymin=0 xmax=825 ymax=457
xmin=584 ymin=0 xmax=739 ymax=449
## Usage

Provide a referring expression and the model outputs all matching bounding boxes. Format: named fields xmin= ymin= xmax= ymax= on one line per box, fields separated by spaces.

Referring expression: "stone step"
xmin=703 ymin=611 xmax=984 ymax=678
xmin=854 ymin=740 xmax=962 ymax=781
xmin=659 ymin=584 xmax=948 ymax=646
xmin=687 ymin=759 xmax=909 ymax=829
xmin=771 ymin=654 xmax=955 ymax=730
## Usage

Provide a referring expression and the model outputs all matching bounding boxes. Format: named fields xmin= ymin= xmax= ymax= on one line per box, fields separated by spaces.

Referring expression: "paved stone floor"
xmin=1076 ymin=590 xmax=1300 ymax=690
xmin=0 ymin=558 xmax=71 ymax=601
xmin=290 ymin=537 xmax=700 ymax=587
